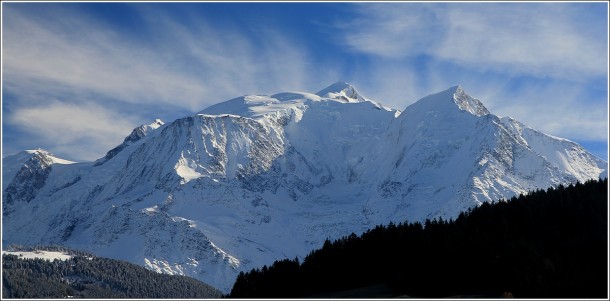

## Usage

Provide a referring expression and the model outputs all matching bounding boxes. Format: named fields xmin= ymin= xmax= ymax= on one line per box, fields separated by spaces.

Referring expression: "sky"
xmin=2 ymin=2 xmax=608 ymax=162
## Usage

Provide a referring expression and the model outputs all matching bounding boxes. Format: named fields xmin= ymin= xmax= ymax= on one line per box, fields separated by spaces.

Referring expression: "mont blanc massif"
xmin=2 ymin=83 xmax=607 ymax=293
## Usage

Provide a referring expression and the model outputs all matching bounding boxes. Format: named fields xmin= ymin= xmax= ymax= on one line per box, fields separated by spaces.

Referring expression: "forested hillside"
xmin=230 ymin=179 xmax=608 ymax=298
xmin=2 ymin=246 xmax=222 ymax=298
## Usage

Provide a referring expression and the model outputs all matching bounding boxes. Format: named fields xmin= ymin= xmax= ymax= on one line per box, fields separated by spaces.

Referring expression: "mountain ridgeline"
xmin=229 ymin=179 xmax=608 ymax=298
xmin=2 ymin=83 xmax=607 ymax=292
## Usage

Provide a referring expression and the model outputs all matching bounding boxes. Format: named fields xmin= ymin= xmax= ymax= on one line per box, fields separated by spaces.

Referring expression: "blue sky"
xmin=2 ymin=2 xmax=608 ymax=161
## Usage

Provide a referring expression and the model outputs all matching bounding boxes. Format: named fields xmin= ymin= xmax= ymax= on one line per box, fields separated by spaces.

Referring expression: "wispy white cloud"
xmin=341 ymin=2 xmax=607 ymax=81
xmin=3 ymin=8 xmax=207 ymax=111
xmin=347 ymin=61 xmax=431 ymax=109
xmin=480 ymin=82 xmax=608 ymax=142
xmin=2 ymin=3 xmax=607 ymax=161
xmin=344 ymin=57 xmax=607 ymax=149
xmin=437 ymin=4 xmax=607 ymax=80
xmin=341 ymin=4 xmax=442 ymax=60
xmin=3 ymin=5 xmax=322 ymax=112
xmin=8 ymin=101 xmax=138 ymax=161
xmin=3 ymin=4 xmax=337 ymax=160
xmin=337 ymin=2 xmax=607 ymax=156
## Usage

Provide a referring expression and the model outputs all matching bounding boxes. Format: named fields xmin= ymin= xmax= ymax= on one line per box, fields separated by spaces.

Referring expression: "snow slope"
xmin=2 ymin=250 xmax=74 ymax=262
xmin=2 ymin=83 xmax=606 ymax=293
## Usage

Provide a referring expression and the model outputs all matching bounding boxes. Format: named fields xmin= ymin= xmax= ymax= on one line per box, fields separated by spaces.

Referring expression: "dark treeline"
xmin=2 ymin=252 xmax=222 ymax=298
xmin=230 ymin=178 xmax=608 ymax=298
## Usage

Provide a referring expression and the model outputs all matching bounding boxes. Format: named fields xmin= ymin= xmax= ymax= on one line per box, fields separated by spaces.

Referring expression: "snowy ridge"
xmin=452 ymin=85 xmax=490 ymax=116
xmin=499 ymin=117 xmax=607 ymax=181
xmin=2 ymin=149 xmax=75 ymax=187
xmin=94 ymin=119 xmax=165 ymax=166
xmin=2 ymin=83 xmax=606 ymax=293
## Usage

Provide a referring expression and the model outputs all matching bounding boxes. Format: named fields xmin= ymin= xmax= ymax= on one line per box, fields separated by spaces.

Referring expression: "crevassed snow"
xmin=199 ymin=94 xmax=310 ymax=120
xmin=198 ymin=82 xmax=389 ymax=120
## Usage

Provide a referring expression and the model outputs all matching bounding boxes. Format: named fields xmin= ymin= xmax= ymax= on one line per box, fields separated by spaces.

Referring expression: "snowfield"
xmin=2 ymin=250 xmax=74 ymax=262
xmin=2 ymin=83 xmax=606 ymax=293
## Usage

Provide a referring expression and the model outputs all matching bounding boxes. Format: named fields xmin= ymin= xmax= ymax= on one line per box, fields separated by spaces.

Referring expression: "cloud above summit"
xmin=2 ymin=5 xmax=321 ymax=112
xmin=2 ymin=2 xmax=607 ymax=161
xmin=331 ymin=2 xmax=607 ymax=158
xmin=339 ymin=3 xmax=607 ymax=80
xmin=2 ymin=3 xmax=339 ymax=160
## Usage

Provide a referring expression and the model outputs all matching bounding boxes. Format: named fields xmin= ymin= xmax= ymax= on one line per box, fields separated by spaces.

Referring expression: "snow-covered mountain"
xmin=2 ymin=83 xmax=606 ymax=292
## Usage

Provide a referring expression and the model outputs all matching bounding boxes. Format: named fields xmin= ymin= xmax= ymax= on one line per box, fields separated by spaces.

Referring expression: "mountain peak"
xmin=316 ymin=82 xmax=365 ymax=103
xmin=152 ymin=119 xmax=165 ymax=127
xmin=409 ymin=85 xmax=490 ymax=117
xmin=126 ymin=119 xmax=164 ymax=143
xmin=5 ymin=82 xmax=607 ymax=294
xmin=94 ymin=119 xmax=165 ymax=166
xmin=21 ymin=149 xmax=75 ymax=165
xmin=451 ymin=86 xmax=489 ymax=116
xmin=24 ymin=148 xmax=51 ymax=156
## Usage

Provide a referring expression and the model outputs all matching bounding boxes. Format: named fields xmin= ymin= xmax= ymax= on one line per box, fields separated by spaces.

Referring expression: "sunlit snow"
xmin=3 ymin=250 xmax=74 ymax=262
xmin=2 ymin=83 xmax=606 ymax=293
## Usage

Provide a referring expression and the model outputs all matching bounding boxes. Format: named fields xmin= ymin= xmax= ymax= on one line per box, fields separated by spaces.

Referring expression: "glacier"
xmin=2 ymin=83 xmax=606 ymax=293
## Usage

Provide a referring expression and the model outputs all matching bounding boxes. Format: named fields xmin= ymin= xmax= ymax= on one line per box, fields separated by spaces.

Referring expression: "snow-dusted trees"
xmin=2 ymin=252 xmax=223 ymax=298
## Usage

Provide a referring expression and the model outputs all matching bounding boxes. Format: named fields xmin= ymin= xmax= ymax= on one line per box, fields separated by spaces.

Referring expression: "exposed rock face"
xmin=3 ymin=150 xmax=55 ymax=216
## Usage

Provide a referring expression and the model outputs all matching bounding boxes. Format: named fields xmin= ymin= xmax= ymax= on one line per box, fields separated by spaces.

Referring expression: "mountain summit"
xmin=404 ymin=85 xmax=490 ymax=117
xmin=315 ymin=81 xmax=365 ymax=103
xmin=3 ymin=83 xmax=606 ymax=293
xmin=452 ymin=85 xmax=490 ymax=116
